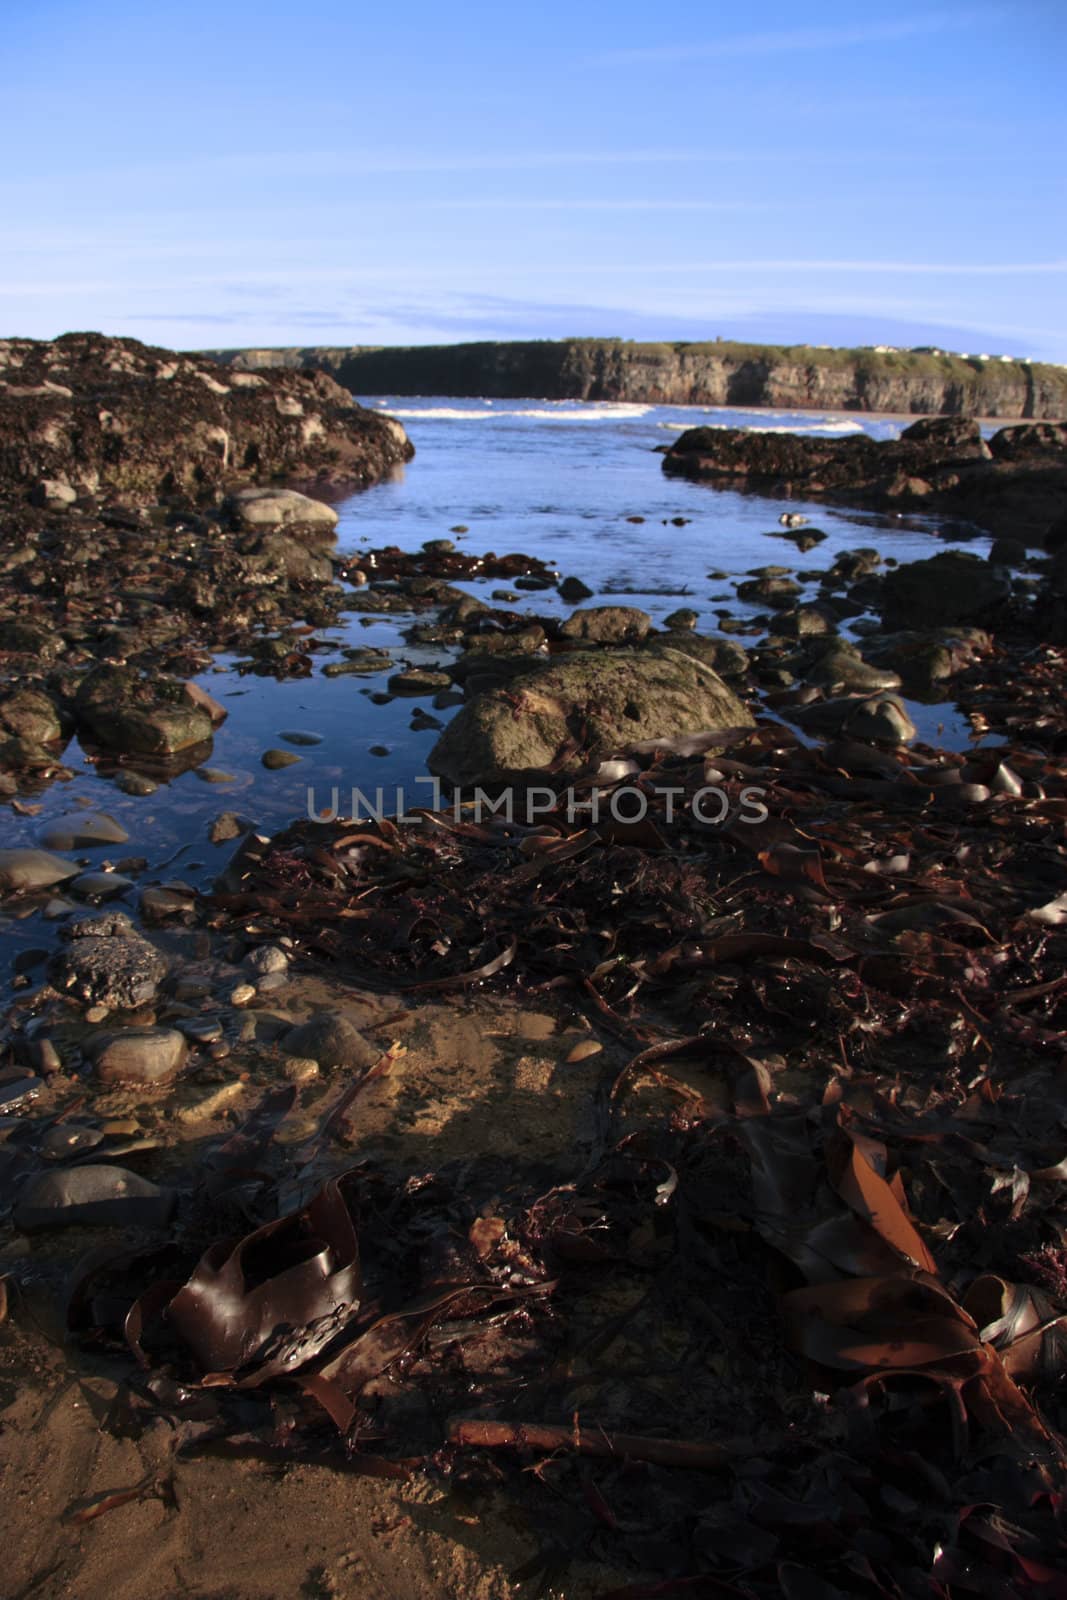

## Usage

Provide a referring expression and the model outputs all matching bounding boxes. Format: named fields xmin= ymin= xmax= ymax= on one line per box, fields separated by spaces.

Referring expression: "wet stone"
xmin=115 ymin=772 xmax=159 ymax=797
xmin=140 ymin=886 xmax=196 ymax=920
xmin=69 ymin=871 xmax=134 ymax=901
xmin=88 ymin=1026 xmax=189 ymax=1086
xmin=560 ymin=606 xmax=651 ymax=644
xmin=0 ymin=1076 xmax=44 ymax=1114
xmin=0 ymin=848 xmax=78 ymax=894
xmin=388 ymin=669 xmax=453 ymax=694
xmin=209 ymin=812 xmax=248 ymax=845
xmin=245 ymin=944 xmax=289 ymax=976
xmin=49 ymin=911 xmax=167 ymax=1009
xmin=282 ymin=1012 xmax=378 ymax=1071
xmin=176 ymin=1017 xmax=224 ymax=1043
xmin=559 ymin=576 xmax=594 ymax=603
xmin=262 ymin=748 xmax=302 ymax=770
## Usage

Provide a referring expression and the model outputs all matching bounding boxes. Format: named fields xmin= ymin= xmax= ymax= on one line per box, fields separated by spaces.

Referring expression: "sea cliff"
xmin=203 ymin=339 xmax=1067 ymax=420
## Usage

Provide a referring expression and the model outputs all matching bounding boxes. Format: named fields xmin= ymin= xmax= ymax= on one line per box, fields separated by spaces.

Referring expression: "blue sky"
xmin=3 ymin=0 xmax=1065 ymax=358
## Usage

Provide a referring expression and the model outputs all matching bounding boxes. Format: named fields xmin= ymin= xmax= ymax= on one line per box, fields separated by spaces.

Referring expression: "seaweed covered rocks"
xmin=664 ymin=414 xmax=1067 ymax=542
xmin=0 ymin=332 xmax=412 ymax=503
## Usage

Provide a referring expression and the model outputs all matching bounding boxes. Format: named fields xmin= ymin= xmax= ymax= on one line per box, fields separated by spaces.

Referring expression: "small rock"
xmin=0 ymin=848 xmax=78 ymax=894
xmin=140 ymin=886 xmax=196 ymax=921
xmin=559 ymin=576 xmax=594 ymax=603
xmin=988 ymin=538 xmax=1027 ymax=567
xmin=736 ymin=576 xmax=802 ymax=608
xmin=229 ymin=486 xmax=339 ymax=531
xmin=804 ymin=649 xmax=902 ymax=693
xmin=195 ymin=767 xmax=237 ymax=784
xmin=0 ymin=686 xmax=66 ymax=742
xmin=229 ymin=984 xmax=256 ymax=1006
xmin=209 ymin=811 xmax=248 ymax=845
xmin=566 ymin=1039 xmax=603 ymax=1063
xmin=88 ymin=1026 xmax=189 ymax=1086
xmin=177 ymin=1017 xmax=223 ymax=1043
xmin=279 ymin=730 xmax=324 ymax=746
xmin=14 ymin=1165 xmax=176 ymax=1231
xmin=183 ymin=681 xmax=228 ymax=726
xmin=245 ymin=944 xmax=289 ymax=975
xmin=31 ymin=477 xmax=78 ymax=509
xmin=663 ymin=608 xmax=699 ymax=630
xmin=283 ymin=1056 xmax=320 ymax=1084
xmin=282 ymin=1012 xmax=378 ymax=1071
xmin=0 ymin=1076 xmax=44 ymax=1113
xmin=115 ymin=772 xmax=159 ymax=797
xmin=39 ymin=812 xmax=129 ymax=851
xmin=845 ymin=694 xmax=917 ymax=744
xmin=262 ymin=749 xmax=302 ymax=770
xmin=177 ymin=1080 xmax=244 ymax=1124
xmin=69 ymin=871 xmax=134 ymax=901
xmin=388 ymin=669 xmax=453 ymax=694
xmin=560 ymin=606 xmax=651 ymax=644
xmin=42 ymin=897 xmax=77 ymax=919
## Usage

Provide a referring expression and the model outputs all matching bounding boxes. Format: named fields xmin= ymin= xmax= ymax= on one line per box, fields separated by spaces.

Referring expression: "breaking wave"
xmin=386 ymin=403 xmax=655 ymax=423
xmin=656 ymin=418 xmax=865 ymax=436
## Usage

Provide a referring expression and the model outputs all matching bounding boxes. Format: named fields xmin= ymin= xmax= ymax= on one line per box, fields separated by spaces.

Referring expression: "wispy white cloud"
xmin=598 ymin=10 xmax=1003 ymax=67
xmin=427 ymin=198 xmax=767 ymax=212
xmin=566 ymin=259 xmax=1067 ymax=277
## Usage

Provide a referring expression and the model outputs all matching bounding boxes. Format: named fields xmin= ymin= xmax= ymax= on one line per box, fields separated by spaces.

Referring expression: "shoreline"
xmin=3 ymin=333 xmax=1067 ymax=1598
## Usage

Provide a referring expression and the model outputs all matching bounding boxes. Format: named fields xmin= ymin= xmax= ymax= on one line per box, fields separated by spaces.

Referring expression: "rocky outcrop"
xmin=204 ymin=339 xmax=1067 ymax=421
xmin=0 ymin=332 xmax=412 ymax=505
xmin=663 ymin=417 xmax=1067 ymax=543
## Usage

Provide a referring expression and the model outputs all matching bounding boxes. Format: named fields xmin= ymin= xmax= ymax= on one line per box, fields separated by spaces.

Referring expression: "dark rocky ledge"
xmin=663 ymin=416 xmax=1067 ymax=543
xmin=0 ymin=332 xmax=413 ymax=505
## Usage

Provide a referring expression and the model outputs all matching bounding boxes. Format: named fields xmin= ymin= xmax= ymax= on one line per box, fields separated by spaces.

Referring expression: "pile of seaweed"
xmin=18 ymin=644 xmax=1067 ymax=1594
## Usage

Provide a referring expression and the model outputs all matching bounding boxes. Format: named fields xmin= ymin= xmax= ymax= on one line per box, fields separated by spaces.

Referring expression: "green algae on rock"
xmin=428 ymin=647 xmax=753 ymax=787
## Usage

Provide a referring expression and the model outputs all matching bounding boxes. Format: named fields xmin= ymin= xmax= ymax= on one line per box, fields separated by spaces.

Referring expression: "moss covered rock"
xmin=429 ymin=647 xmax=753 ymax=786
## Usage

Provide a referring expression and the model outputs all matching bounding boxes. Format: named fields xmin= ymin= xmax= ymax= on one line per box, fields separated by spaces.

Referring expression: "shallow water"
xmin=6 ymin=398 xmax=996 ymax=911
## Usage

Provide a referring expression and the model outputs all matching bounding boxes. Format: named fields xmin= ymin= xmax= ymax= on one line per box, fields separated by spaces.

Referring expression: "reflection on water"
xmin=4 ymin=396 xmax=997 ymax=945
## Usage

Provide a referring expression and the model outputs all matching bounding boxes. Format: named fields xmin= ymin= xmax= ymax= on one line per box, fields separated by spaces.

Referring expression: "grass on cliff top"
xmin=561 ymin=338 xmax=1059 ymax=382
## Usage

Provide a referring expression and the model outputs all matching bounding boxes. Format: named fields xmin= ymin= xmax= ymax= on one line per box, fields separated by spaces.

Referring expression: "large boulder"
xmin=0 ymin=332 xmax=413 ymax=503
xmin=429 ymin=648 xmax=754 ymax=787
xmin=879 ymin=551 xmax=1011 ymax=629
